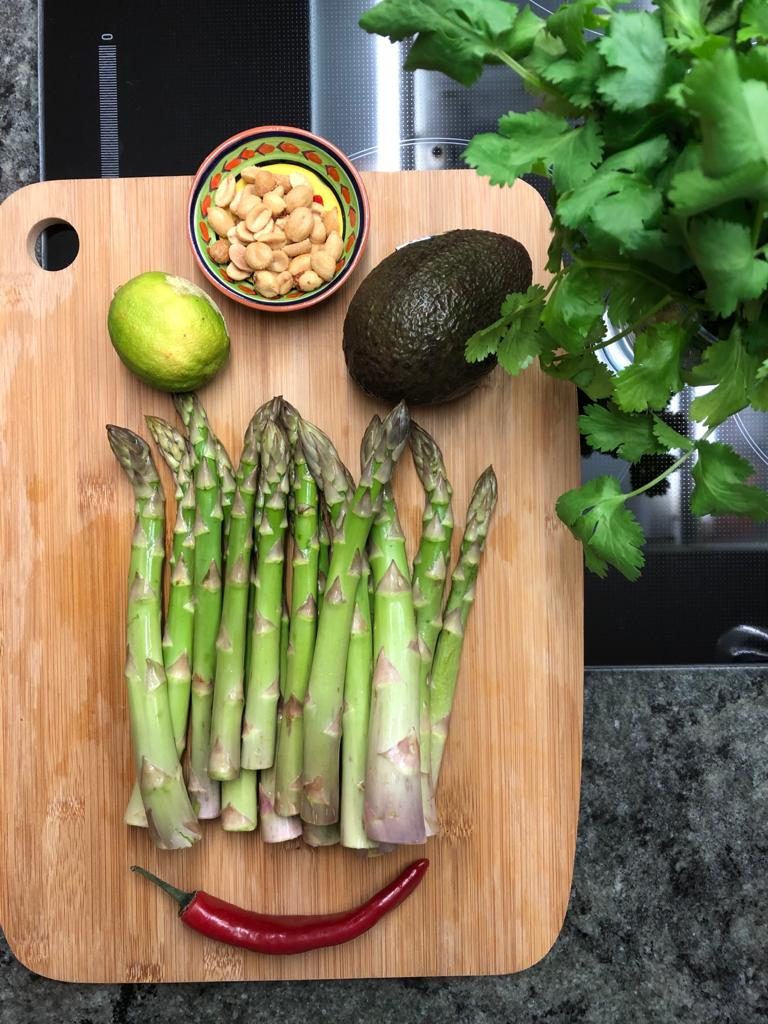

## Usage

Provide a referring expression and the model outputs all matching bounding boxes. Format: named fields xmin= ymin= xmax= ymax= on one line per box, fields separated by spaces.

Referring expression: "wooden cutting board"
xmin=0 ymin=170 xmax=582 ymax=983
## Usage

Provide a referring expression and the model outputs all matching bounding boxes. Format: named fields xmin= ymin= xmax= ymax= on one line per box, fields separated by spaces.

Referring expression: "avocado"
xmin=342 ymin=229 xmax=532 ymax=405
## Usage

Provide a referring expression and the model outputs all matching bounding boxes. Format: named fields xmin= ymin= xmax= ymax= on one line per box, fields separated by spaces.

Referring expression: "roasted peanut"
xmin=228 ymin=242 xmax=250 ymax=272
xmin=207 ymin=205 xmax=236 ymax=236
xmin=289 ymin=253 xmax=312 ymax=276
xmin=285 ymin=184 xmax=313 ymax=212
xmin=323 ymin=209 xmax=340 ymax=234
xmin=252 ymin=169 xmax=277 ymax=196
xmin=276 ymin=270 xmax=294 ymax=295
xmin=245 ymin=203 xmax=268 ymax=231
xmin=264 ymin=227 xmax=287 ymax=249
xmin=214 ymin=174 xmax=236 ymax=207
xmin=234 ymin=191 xmax=261 ymax=220
xmin=247 ymin=208 xmax=272 ymax=236
xmin=240 ymin=166 xmax=260 ymax=182
xmin=207 ymin=239 xmax=230 ymax=264
xmin=324 ymin=230 xmax=344 ymax=261
xmin=236 ymin=221 xmax=256 ymax=243
xmin=311 ymin=249 xmax=336 ymax=282
xmin=310 ymin=216 xmax=327 ymax=244
xmin=275 ymin=173 xmax=292 ymax=190
xmin=297 ymin=269 xmax=323 ymax=292
xmin=254 ymin=270 xmax=280 ymax=298
xmin=229 ymin=185 xmax=251 ymax=216
xmin=227 ymin=226 xmax=239 ymax=243
xmin=245 ymin=241 xmax=273 ymax=271
xmin=263 ymin=189 xmax=287 ymax=216
xmin=270 ymin=249 xmax=290 ymax=273
xmin=275 ymin=215 xmax=289 ymax=230
xmin=284 ymin=238 xmax=312 ymax=257
xmin=285 ymin=206 xmax=313 ymax=242
xmin=311 ymin=201 xmax=325 ymax=214
xmin=226 ymin=261 xmax=251 ymax=281
xmin=289 ymin=173 xmax=310 ymax=189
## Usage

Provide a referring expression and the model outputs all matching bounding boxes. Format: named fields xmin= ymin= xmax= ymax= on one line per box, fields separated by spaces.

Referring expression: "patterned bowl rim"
xmin=187 ymin=125 xmax=370 ymax=312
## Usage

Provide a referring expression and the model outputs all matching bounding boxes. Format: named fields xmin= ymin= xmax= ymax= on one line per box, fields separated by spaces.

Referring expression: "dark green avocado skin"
xmin=342 ymin=229 xmax=532 ymax=405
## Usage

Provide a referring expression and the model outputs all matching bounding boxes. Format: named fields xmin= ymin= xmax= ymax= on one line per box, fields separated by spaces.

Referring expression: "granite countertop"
xmin=2 ymin=2 xmax=767 ymax=1021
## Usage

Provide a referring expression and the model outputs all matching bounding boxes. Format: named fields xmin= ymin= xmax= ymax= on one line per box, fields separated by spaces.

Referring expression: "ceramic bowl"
xmin=188 ymin=126 xmax=369 ymax=311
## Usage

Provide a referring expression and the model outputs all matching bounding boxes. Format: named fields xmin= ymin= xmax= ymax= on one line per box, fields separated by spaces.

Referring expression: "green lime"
xmin=107 ymin=271 xmax=230 ymax=391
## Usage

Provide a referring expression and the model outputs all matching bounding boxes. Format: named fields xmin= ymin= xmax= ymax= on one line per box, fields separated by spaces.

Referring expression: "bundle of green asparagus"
xmin=108 ymin=396 xmax=497 ymax=850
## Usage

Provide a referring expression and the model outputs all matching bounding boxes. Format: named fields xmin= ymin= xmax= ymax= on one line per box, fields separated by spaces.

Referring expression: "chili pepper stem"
xmin=131 ymin=865 xmax=194 ymax=911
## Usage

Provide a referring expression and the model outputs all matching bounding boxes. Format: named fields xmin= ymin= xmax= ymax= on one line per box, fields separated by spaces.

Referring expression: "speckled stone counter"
xmin=2 ymin=3 xmax=767 ymax=1021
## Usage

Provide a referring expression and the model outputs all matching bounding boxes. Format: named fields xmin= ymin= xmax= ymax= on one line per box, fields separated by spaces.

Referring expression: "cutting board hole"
xmin=27 ymin=219 xmax=80 ymax=271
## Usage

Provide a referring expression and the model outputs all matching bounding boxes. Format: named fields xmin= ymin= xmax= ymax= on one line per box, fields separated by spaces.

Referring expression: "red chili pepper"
xmin=131 ymin=859 xmax=428 ymax=955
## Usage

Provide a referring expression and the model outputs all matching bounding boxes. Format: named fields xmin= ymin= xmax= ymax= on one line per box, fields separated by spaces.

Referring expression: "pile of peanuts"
xmin=205 ymin=166 xmax=344 ymax=298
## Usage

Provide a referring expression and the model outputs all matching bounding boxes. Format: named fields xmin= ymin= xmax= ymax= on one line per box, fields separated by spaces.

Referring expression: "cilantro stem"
xmin=491 ymin=49 xmax=569 ymax=104
xmin=623 ymin=449 xmax=692 ymax=501
xmin=752 ymin=200 xmax=767 ymax=249
xmin=576 ymin=259 xmax=701 ymax=308
xmin=622 ymin=428 xmax=713 ymax=502
xmin=588 ymin=296 xmax=673 ymax=353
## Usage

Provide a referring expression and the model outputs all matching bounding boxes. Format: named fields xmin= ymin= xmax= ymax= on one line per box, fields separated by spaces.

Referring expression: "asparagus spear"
xmin=208 ymin=422 xmax=260 ymax=781
xmin=317 ymin=514 xmax=330 ymax=610
xmin=220 ymin=770 xmax=258 ymax=831
xmin=295 ymin=417 xmax=354 ymax=537
xmin=106 ymin=425 xmax=200 ymax=849
xmin=365 ymin=434 xmax=426 ymax=845
xmin=258 ymin=763 xmax=303 ymax=842
xmin=214 ymin=437 xmax=237 ymax=540
xmin=302 ymin=821 xmax=340 ymax=847
xmin=259 ymin=597 xmax=303 ymax=839
xmin=429 ymin=467 xmax=498 ymax=793
xmin=145 ymin=415 xmax=197 ymax=755
xmin=300 ymin=402 xmax=410 ymax=826
xmin=243 ymin=400 xmax=281 ymax=682
xmin=241 ymin=420 xmax=290 ymax=769
xmin=340 ymin=560 xmax=375 ymax=849
xmin=274 ymin=400 xmax=320 ymax=816
xmin=174 ymin=394 xmax=223 ymax=819
xmin=409 ymin=422 xmax=454 ymax=835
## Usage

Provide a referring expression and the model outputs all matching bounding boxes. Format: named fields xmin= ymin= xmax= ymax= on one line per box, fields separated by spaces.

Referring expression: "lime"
xmin=107 ymin=271 xmax=230 ymax=392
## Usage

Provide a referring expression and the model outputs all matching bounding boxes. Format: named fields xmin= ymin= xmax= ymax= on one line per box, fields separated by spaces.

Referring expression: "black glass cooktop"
xmin=39 ymin=0 xmax=768 ymax=666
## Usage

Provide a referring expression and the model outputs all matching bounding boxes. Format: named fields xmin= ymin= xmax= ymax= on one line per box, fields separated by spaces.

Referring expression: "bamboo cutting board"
xmin=0 ymin=170 xmax=582 ymax=983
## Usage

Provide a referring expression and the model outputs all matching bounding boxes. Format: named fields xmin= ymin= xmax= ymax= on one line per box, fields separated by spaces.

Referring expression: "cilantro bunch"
xmin=360 ymin=0 xmax=768 ymax=580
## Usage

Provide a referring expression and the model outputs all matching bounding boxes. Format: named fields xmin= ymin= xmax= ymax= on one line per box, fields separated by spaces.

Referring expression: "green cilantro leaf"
xmin=603 ymin=270 xmax=668 ymax=327
xmin=737 ymin=0 xmax=768 ymax=42
xmin=541 ymin=267 xmax=605 ymax=353
xmin=533 ymin=43 xmax=604 ymax=109
xmin=359 ymin=0 xmax=541 ymax=86
xmin=682 ymin=48 xmax=768 ymax=177
xmin=691 ymin=440 xmax=768 ymax=518
xmin=613 ymin=323 xmax=688 ymax=412
xmin=547 ymin=0 xmax=614 ymax=56
xmin=652 ymin=414 xmax=694 ymax=452
xmin=660 ymin=0 xmax=727 ymax=55
xmin=599 ymin=135 xmax=672 ymax=174
xmin=464 ymin=111 xmax=602 ymax=192
xmin=688 ymin=335 xmax=759 ymax=425
xmin=579 ymin=403 xmax=664 ymax=462
xmin=541 ymin=350 xmax=616 ymax=400
xmin=687 ymin=218 xmax=768 ymax=316
xmin=465 ymin=285 xmax=546 ymax=374
xmin=556 ymin=475 xmax=646 ymax=580
xmin=597 ymin=11 xmax=673 ymax=111
xmin=738 ymin=46 xmax=768 ymax=84
xmin=705 ymin=0 xmax=742 ymax=35
xmin=669 ymin=160 xmax=768 ymax=218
